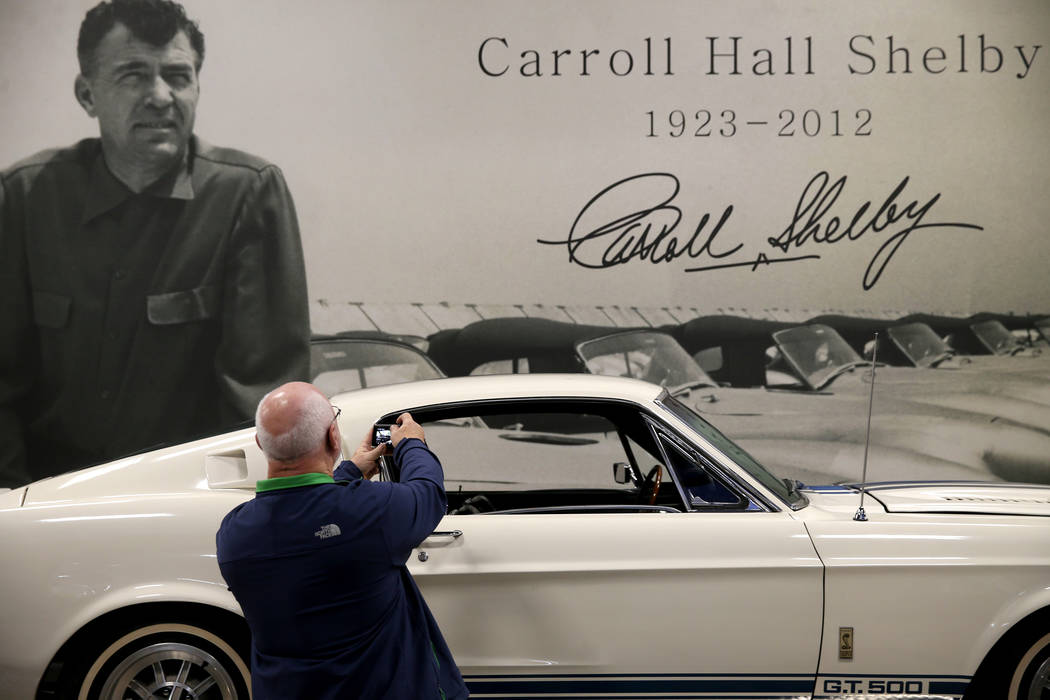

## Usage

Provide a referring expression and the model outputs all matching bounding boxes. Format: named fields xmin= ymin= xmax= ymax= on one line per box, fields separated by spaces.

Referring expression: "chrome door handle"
xmin=427 ymin=530 xmax=463 ymax=539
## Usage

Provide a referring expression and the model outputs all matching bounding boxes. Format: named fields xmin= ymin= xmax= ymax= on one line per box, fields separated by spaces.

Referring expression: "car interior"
xmin=374 ymin=399 xmax=749 ymax=515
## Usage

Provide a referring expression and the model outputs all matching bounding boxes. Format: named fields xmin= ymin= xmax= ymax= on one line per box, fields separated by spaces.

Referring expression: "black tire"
xmin=64 ymin=620 xmax=251 ymax=700
xmin=1006 ymin=629 xmax=1050 ymax=700
xmin=968 ymin=611 xmax=1050 ymax=700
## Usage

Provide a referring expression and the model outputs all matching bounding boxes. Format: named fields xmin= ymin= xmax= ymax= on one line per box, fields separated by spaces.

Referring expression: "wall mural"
xmin=0 ymin=0 xmax=1047 ymax=487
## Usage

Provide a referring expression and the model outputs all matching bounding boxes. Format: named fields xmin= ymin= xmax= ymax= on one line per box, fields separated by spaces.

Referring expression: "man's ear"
xmin=74 ymin=75 xmax=97 ymax=117
xmin=255 ymin=434 xmax=262 ymax=449
xmin=328 ymin=422 xmax=341 ymax=452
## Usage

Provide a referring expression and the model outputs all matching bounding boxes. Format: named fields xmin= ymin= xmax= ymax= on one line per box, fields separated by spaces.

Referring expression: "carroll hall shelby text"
xmin=477 ymin=35 xmax=1042 ymax=80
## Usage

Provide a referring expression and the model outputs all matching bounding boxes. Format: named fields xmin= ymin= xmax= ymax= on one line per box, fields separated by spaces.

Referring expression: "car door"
xmin=399 ymin=399 xmax=823 ymax=697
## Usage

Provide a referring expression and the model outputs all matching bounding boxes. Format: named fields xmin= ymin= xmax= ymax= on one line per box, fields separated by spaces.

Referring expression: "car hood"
xmin=865 ymin=482 xmax=1050 ymax=516
xmin=803 ymin=481 xmax=1050 ymax=517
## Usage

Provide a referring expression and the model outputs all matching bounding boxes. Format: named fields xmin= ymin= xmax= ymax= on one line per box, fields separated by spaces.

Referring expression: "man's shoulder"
xmin=215 ymin=499 xmax=255 ymax=549
xmin=218 ymin=497 xmax=249 ymax=521
xmin=2 ymin=139 xmax=97 ymax=185
xmin=192 ymin=137 xmax=283 ymax=176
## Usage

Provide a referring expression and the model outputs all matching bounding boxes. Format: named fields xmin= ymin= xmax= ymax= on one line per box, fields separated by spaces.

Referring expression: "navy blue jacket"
xmin=216 ymin=439 xmax=468 ymax=699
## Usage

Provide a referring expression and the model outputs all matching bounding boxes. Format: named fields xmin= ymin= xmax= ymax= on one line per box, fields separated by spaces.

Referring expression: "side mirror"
xmin=613 ymin=462 xmax=638 ymax=485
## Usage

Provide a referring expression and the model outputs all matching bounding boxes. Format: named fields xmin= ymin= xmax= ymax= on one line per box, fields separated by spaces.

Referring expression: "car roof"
xmin=966 ymin=312 xmax=1045 ymax=331
xmin=426 ymin=317 xmax=652 ymax=376
xmin=804 ymin=314 xmax=893 ymax=348
xmin=895 ymin=313 xmax=973 ymax=334
xmin=311 ymin=331 xmax=429 ymax=350
xmin=331 ymin=373 xmax=665 ymax=419
xmin=670 ymin=315 xmax=794 ymax=353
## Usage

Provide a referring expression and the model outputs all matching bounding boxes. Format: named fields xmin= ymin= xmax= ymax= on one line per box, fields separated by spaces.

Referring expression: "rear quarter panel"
xmin=0 ymin=489 xmax=250 ymax=697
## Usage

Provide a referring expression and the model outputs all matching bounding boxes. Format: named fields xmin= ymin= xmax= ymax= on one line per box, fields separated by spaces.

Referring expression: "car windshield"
xmin=773 ymin=325 xmax=863 ymax=390
xmin=661 ymin=394 xmax=806 ymax=509
xmin=888 ymin=323 xmax=951 ymax=367
xmin=1037 ymin=319 xmax=1050 ymax=343
xmin=971 ymin=320 xmax=1020 ymax=355
xmin=577 ymin=331 xmax=716 ymax=389
xmin=311 ymin=341 xmax=443 ymax=395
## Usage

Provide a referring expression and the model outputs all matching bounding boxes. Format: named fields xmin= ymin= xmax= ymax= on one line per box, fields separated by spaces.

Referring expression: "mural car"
xmin=809 ymin=314 xmax=1050 ymax=379
xmin=768 ymin=323 xmax=1050 ymax=405
xmin=309 ymin=331 xmax=444 ymax=397
xmin=1036 ymin=318 xmax=1050 ymax=345
xmin=912 ymin=313 xmax=1047 ymax=356
xmin=1 ymin=375 xmax=1048 ymax=700
xmin=426 ymin=317 xmax=1050 ymax=485
xmin=671 ymin=315 xmax=1050 ymax=445
xmin=964 ymin=317 xmax=1042 ymax=356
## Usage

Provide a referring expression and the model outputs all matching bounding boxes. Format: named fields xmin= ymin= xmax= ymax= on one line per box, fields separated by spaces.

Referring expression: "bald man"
xmin=215 ymin=382 xmax=468 ymax=700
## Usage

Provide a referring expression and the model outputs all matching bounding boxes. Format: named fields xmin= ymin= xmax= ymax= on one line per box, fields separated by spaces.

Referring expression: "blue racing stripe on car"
xmin=802 ymin=485 xmax=855 ymax=492
xmin=930 ymin=680 xmax=971 ymax=695
xmin=855 ymin=480 xmax=1040 ymax=491
xmin=813 ymin=672 xmax=970 ymax=698
xmin=464 ymin=673 xmax=813 ymax=697
xmin=464 ymin=672 xmax=970 ymax=698
xmin=800 ymin=480 xmax=1025 ymax=492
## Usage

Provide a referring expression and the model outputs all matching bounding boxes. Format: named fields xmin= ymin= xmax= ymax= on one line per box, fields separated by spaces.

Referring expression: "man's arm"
xmin=0 ymin=175 xmax=35 ymax=487
xmin=383 ymin=437 xmax=449 ymax=554
xmin=333 ymin=460 xmax=363 ymax=481
xmin=378 ymin=413 xmax=449 ymax=557
xmin=216 ymin=165 xmax=311 ymax=421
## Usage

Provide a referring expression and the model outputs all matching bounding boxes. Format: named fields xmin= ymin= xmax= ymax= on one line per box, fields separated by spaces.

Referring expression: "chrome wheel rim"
xmin=99 ymin=642 xmax=237 ymax=700
xmin=1028 ymin=655 xmax=1050 ymax=700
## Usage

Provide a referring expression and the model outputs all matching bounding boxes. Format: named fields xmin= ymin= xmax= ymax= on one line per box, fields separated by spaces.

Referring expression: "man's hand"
xmin=349 ymin=429 xmax=387 ymax=480
xmin=390 ymin=412 xmax=425 ymax=447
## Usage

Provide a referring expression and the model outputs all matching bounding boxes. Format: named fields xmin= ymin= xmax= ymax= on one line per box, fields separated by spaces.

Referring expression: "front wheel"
xmin=1008 ymin=630 xmax=1050 ymax=700
xmin=968 ymin=611 xmax=1050 ymax=700
xmin=69 ymin=621 xmax=251 ymax=700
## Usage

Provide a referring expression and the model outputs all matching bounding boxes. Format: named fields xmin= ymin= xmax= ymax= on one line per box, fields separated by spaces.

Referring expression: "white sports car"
xmin=1 ymin=374 xmax=1048 ymax=699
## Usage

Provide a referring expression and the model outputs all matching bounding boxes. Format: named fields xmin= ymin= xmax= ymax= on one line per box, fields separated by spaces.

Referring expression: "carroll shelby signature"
xmin=537 ymin=171 xmax=983 ymax=289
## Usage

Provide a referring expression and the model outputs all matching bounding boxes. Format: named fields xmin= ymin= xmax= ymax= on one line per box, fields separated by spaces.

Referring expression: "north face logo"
xmin=314 ymin=523 xmax=342 ymax=540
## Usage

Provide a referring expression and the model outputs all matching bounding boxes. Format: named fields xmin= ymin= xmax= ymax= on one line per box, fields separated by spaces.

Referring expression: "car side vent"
xmin=205 ymin=450 xmax=252 ymax=489
xmin=941 ymin=496 xmax=1050 ymax=504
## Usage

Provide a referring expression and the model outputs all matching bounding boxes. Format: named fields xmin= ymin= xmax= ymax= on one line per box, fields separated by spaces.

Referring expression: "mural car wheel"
xmin=74 ymin=622 xmax=250 ymax=700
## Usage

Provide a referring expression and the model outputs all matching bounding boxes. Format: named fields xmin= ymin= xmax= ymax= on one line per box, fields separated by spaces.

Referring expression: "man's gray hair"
xmin=255 ymin=389 xmax=334 ymax=461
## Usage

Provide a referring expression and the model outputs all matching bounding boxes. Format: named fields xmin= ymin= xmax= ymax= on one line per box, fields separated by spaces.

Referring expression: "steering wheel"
xmin=639 ymin=465 xmax=662 ymax=505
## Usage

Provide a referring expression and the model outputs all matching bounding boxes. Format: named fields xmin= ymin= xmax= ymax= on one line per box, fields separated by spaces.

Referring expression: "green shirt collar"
xmin=256 ymin=472 xmax=335 ymax=493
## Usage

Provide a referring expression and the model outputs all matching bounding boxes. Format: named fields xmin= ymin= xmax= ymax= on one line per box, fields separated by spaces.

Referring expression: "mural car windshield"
xmin=888 ymin=323 xmax=953 ymax=368
xmin=577 ymin=332 xmax=716 ymax=391
xmin=972 ymin=320 xmax=1021 ymax=355
xmin=1037 ymin=319 xmax=1050 ymax=343
xmin=312 ymin=341 xmax=443 ymax=395
xmin=774 ymin=325 xmax=864 ymax=390
xmin=661 ymin=394 xmax=805 ymax=508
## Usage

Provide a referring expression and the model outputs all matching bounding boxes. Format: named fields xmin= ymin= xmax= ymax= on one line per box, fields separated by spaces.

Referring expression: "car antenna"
xmin=853 ymin=332 xmax=878 ymax=522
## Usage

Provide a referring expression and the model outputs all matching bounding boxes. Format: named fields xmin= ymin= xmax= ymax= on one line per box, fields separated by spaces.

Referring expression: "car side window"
xmin=411 ymin=403 xmax=685 ymax=514
xmin=653 ymin=431 xmax=750 ymax=511
xmin=471 ymin=358 xmax=530 ymax=375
